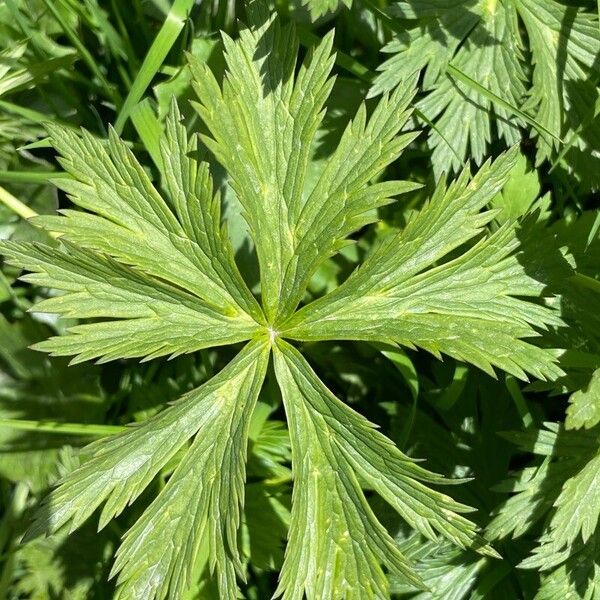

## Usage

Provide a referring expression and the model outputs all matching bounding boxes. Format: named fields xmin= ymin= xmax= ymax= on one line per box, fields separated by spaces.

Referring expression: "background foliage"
xmin=0 ymin=0 xmax=598 ymax=598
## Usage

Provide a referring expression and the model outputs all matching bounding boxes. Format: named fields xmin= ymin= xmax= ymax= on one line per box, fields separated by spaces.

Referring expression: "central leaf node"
xmin=267 ymin=326 xmax=279 ymax=344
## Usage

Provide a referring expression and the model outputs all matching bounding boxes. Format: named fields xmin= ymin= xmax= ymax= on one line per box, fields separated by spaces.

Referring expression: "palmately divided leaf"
xmin=1 ymin=4 xmax=581 ymax=598
xmin=190 ymin=1 xmax=419 ymax=322
xmin=521 ymin=449 xmax=600 ymax=572
xmin=489 ymin=423 xmax=600 ymax=597
xmin=30 ymin=109 xmax=261 ymax=319
xmin=27 ymin=340 xmax=270 ymax=600
xmin=416 ymin=1 xmax=526 ymax=175
xmin=283 ymin=148 xmax=563 ymax=381
xmin=273 ymin=340 xmax=495 ymax=600
xmin=0 ymin=241 xmax=259 ymax=363
xmin=516 ymin=0 xmax=600 ymax=163
xmin=369 ymin=0 xmax=600 ymax=174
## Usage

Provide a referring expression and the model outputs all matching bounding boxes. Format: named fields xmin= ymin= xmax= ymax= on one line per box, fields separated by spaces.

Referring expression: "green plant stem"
xmin=505 ymin=375 xmax=534 ymax=428
xmin=0 ymin=186 xmax=37 ymax=220
xmin=0 ymin=418 xmax=125 ymax=437
xmin=0 ymin=171 xmax=68 ymax=184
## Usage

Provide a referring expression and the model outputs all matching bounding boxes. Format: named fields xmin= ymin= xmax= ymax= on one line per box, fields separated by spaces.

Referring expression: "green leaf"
xmin=1 ymin=4 xmax=583 ymax=598
xmin=487 ymin=458 xmax=574 ymax=541
xmin=489 ymin=152 xmax=541 ymax=224
xmin=273 ymin=340 xmax=495 ymax=600
xmin=301 ymin=0 xmax=351 ymax=20
xmin=368 ymin=0 xmax=600 ymax=174
xmin=516 ymin=0 xmax=600 ymax=163
xmin=113 ymin=0 xmax=195 ymax=133
xmin=190 ymin=4 xmax=419 ymax=322
xmin=389 ymin=532 xmax=487 ymax=599
xmin=490 ymin=423 xmax=600 ymax=598
xmin=521 ymin=449 xmax=600 ymax=571
xmin=369 ymin=1 xmax=480 ymax=98
xmin=28 ymin=340 xmax=270 ymax=600
xmin=283 ymin=149 xmax=563 ymax=381
xmin=566 ymin=367 xmax=600 ymax=430
xmin=417 ymin=1 xmax=527 ymax=175
xmin=29 ymin=110 xmax=262 ymax=321
xmin=0 ymin=241 xmax=259 ymax=363
xmin=534 ymin=530 xmax=600 ymax=600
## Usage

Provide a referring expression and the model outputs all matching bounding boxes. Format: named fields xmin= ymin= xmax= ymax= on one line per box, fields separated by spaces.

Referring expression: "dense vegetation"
xmin=0 ymin=0 xmax=599 ymax=598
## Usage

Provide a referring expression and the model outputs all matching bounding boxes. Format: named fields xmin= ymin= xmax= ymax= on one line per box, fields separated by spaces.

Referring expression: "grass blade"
xmin=113 ymin=0 xmax=195 ymax=134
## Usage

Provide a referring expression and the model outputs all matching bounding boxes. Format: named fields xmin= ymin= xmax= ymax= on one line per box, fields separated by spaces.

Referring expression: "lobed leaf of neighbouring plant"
xmin=566 ymin=368 xmax=600 ymax=430
xmin=488 ymin=423 xmax=600 ymax=599
xmin=517 ymin=0 xmax=600 ymax=164
xmin=369 ymin=0 xmax=600 ymax=175
xmin=301 ymin=0 xmax=352 ymax=20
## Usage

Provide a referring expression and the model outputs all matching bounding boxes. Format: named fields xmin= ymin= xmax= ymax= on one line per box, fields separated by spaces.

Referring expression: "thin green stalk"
xmin=505 ymin=375 xmax=534 ymax=428
xmin=0 ymin=171 xmax=68 ymax=184
xmin=0 ymin=186 xmax=37 ymax=220
xmin=0 ymin=418 xmax=126 ymax=437
xmin=446 ymin=64 xmax=564 ymax=146
xmin=114 ymin=0 xmax=195 ymax=134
